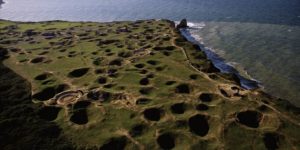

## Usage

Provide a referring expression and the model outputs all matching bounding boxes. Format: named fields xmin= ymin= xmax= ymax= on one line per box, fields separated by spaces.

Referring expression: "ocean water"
xmin=0 ymin=0 xmax=300 ymax=106
xmin=187 ymin=22 xmax=300 ymax=106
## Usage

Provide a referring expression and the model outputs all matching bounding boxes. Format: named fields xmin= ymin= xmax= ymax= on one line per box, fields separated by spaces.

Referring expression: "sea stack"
xmin=176 ymin=18 xmax=188 ymax=29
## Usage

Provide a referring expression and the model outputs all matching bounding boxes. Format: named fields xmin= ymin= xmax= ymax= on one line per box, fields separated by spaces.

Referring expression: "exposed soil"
xmin=55 ymin=90 xmax=83 ymax=105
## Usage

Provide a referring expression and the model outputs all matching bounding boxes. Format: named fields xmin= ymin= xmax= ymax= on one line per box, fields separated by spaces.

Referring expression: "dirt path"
xmin=170 ymin=29 xmax=223 ymax=86
xmin=254 ymin=100 xmax=300 ymax=126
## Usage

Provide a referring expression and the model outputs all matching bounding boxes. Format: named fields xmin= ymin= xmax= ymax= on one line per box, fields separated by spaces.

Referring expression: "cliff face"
xmin=0 ymin=19 xmax=299 ymax=149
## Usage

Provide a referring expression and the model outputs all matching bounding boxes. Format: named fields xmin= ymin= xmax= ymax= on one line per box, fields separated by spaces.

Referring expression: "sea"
xmin=0 ymin=0 xmax=299 ymax=106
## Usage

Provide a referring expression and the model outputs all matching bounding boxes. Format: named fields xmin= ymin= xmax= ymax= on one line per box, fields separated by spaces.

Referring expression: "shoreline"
xmin=175 ymin=20 xmax=300 ymax=108
xmin=179 ymin=21 xmax=300 ymax=107
xmin=179 ymin=25 xmax=260 ymax=90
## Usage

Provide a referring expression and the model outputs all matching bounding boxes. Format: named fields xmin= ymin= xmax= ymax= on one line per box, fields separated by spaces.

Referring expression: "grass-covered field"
xmin=0 ymin=19 xmax=299 ymax=149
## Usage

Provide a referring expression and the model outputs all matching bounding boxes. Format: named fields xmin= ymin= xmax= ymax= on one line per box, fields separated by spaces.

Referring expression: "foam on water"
xmin=179 ymin=22 xmax=260 ymax=89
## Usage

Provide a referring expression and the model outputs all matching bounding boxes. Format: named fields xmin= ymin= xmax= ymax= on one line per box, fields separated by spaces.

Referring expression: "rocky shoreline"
xmin=176 ymin=19 xmax=259 ymax=90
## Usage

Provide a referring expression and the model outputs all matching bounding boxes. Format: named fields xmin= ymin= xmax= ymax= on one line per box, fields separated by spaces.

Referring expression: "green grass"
xmin=0 ymin=19 xmax=299 ymax=149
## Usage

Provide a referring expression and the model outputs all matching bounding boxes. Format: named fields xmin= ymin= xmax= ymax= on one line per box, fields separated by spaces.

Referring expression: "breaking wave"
xmin=178 ymin=21 xmax=261 ymax=89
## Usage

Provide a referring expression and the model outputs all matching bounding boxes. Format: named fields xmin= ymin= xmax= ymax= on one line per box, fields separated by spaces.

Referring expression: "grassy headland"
xmin=0 ymin=19 xmax=299 ymax=149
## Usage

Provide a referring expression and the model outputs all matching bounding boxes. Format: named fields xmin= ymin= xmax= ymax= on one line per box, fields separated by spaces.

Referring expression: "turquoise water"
xmin=0 ymin=0 xmax=299 ymax=106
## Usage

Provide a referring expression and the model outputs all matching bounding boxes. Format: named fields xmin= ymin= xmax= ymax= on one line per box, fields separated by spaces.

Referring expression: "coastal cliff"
xmin=0 ymin=19 xmax=299 ymax=149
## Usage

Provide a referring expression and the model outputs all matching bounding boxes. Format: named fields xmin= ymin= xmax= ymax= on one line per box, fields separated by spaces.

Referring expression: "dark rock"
xmin=162 ymin=19 xmax=176 ymax=28
xmin=205 ymin=62 xmax=220 ymax=73
xmin=176 ymin=19 xmax=188 ymax=29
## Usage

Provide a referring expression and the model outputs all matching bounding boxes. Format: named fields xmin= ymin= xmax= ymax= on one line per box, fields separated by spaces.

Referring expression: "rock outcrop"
xmin=176 ymin=18 xmax=188 ymax=29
